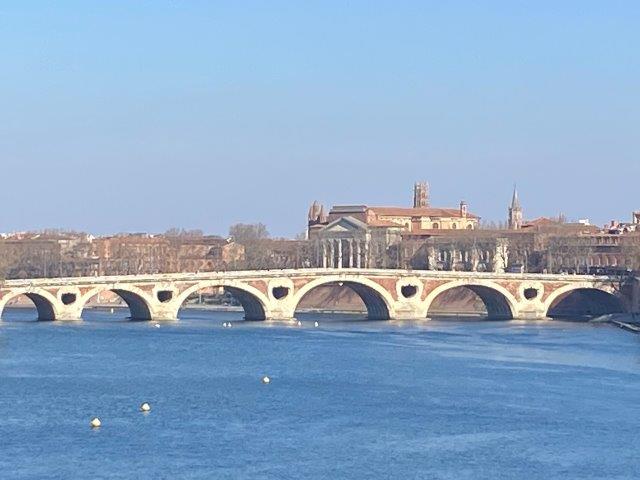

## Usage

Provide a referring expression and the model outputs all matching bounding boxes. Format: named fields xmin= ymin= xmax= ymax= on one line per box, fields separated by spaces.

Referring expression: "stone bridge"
xmin=0 ymin=269 xmax=635 ymax=322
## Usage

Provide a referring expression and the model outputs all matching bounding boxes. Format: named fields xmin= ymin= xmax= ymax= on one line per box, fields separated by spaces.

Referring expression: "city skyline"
xmin=1 ymin=1 xmax=638 ymax=236
xmin=0 ymin=182 xmax=635 ymax=238
xmin=2 ymin=4 xmax=639 ymax=479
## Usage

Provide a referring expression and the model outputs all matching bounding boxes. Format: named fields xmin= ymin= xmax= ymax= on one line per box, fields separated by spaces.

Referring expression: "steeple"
xmin=508 ymin=185 xmax=523 ymax=230
xmin=510 ymin=185 xmax=521 ymax=210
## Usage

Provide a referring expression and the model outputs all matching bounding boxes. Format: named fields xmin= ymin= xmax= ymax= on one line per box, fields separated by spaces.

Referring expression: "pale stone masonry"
xmin=0 ymin=268 xmax=634 ymax=322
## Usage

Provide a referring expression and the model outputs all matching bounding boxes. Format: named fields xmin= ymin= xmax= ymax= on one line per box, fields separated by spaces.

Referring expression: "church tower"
xmin=508 ymin=186 xmax=523 ymax=230
xmin=413 ymin=182 xmax=430 ymax=208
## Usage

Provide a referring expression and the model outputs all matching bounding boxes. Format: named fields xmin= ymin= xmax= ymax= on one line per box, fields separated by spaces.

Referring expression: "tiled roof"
xmin=522 ymin=217 xmax=558 ymax=227
xmin=367 ymin=219 xmax=403 ymax=227
xmin=368 ymin=206 xmax=479 ymax=219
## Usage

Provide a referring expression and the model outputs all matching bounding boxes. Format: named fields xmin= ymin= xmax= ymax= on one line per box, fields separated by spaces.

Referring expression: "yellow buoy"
xmin=140 ymin=402 xmax=151 ymax=412
xmin=90 ymin=417 xmax=101 ymax=428
xmin=261 ymin=375 xmax=271 ymax=384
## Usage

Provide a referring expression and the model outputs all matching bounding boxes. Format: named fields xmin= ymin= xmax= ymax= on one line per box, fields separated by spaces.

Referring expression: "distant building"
xmin=604 ymin=211 xmax=640 ymax=234
xmin=0 ymin=232 xmax=245 ymax=279
xmin=307 ymin=183 xmax=480 ymax=268
xmin=93 ymin=234 xmax=244 ymax=275
xmin=507 ymin=186 xmax=523 ymax=230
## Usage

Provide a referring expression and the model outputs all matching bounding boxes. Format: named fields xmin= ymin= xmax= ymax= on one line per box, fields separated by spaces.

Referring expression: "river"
xmin=1 ymin=308 xmax=639 ymax=479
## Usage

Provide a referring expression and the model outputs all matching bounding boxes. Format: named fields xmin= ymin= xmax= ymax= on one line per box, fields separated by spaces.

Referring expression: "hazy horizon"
xmin=1 ymin=1 xmax=638 ymax=237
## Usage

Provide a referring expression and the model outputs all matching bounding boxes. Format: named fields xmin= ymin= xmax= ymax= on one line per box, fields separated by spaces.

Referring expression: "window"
xmin=452 ymin=223 xmax=458 ymax=229
xmin=432 ymin=223 xmax=439 ymax=229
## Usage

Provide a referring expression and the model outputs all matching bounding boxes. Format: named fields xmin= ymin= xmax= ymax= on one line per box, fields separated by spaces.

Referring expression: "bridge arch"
xmin=78 ymin=285 xmax=155 ymax=321
xmin=424 ymin=280 xmax=518 ymax=320
xmin=0 ymin=288 xmax=60 ymax=321
xmin=544 ymin=283 xmax=625 ymax=319
xmin=173 ymin=280 xmax=270 ymax=321
xmin=292 ymin=276 xmax=394 ymax=320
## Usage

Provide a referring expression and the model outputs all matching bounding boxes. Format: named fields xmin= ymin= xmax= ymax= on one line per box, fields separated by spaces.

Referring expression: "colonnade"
xmin=425 ymin=244 xmax=507 ymax=273
xmin=319 ymin=239 xmax=368 ymax=269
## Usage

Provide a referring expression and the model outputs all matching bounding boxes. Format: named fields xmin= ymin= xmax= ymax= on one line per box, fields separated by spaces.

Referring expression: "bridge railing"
xmin=0 ymin=267 xmax=619 ymax=288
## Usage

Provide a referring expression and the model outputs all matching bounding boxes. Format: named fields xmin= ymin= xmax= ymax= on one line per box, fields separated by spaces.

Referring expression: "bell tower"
xmin=508 ymin=186 xmax=523 ymax=230
xmin=413 ymin=182 xmax=430 ymax=208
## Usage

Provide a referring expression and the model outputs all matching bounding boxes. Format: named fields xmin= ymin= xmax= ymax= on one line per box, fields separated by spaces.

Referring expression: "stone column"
xmin=471 ymin=247 xmax=479 ymax=272
xmin=348 ymin=239 xmax=354 ymax=268
xmin=322 ymin=241 xmax=328 ymax=268
xmin=329 ymin=241 xmax=335 ymax=268
xmin=337 ymin=239 xmax=343 ymax=269
xmin=364 ymin=241 xmax=370 ymax=268
xmin=356 ymin=241 xmax=362 ymax=268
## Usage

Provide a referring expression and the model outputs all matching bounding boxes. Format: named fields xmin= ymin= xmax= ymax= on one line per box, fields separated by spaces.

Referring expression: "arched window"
xmin=466 ymin=224 xmax=474 ymax=230
xmin=452 ymin=223 xmax=458 ymax=229
xmin=432 ymin=223 xmax=439 ymax=229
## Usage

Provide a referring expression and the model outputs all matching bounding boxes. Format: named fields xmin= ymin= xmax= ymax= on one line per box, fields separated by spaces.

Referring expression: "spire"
xmin=510 ymin=185 xmax=521 ymax=210
xmin=308 ymin=201 xmax=320 ymax=221
xmin=318 ymin=205 xmax=327 ymax=223
xmin=508 ymin=185 xmax=523 ymax=230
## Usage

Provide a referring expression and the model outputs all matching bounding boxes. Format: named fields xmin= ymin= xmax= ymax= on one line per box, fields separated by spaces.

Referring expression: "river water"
xmin=0 ymin=308 xmax=639 ymax=479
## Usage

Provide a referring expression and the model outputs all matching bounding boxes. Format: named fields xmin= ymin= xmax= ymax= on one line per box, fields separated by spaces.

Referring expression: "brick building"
xmin=307 ymin=182 xmax=480 ymax=268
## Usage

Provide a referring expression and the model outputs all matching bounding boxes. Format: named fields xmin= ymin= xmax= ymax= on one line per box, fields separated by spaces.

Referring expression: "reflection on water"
xmin=1 ymin=307 xmax=639 ymax=479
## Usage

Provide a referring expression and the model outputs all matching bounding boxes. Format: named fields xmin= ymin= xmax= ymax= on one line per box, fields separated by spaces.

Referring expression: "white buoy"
xmin=297 ymin=321 xmax=302 ymax=326
xmin=261 ymin=375 xmax=271 ymax=384
xmin=110 ymin=308 xmax=114 ymax=314
xmin=314 ymin=321 xmax=319 ymax=327
xmin=90 ymin=417 xmax=101 ymax=428
xmin=222 ymin=322 xmax=227 ymax=327
xmin=140 ymin=402 xmax=151 ymax=412
xmin=154 ymin=323 xmax=160 ymax=328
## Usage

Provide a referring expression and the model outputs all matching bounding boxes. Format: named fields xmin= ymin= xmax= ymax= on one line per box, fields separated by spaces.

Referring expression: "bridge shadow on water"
xmin=0 ymin=306 xmax=620 ymax=327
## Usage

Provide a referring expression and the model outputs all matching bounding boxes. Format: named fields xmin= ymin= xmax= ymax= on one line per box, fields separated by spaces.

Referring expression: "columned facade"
xmin=318 ymin=238 xmax=369 ymax=269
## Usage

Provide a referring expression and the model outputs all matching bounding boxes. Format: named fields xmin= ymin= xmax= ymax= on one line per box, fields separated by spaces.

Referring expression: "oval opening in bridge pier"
xmin=272 ymin=287 xmax=290 ymax=300
xmin=523 ymin=288 xmax=539 ymax=300
xmin=61 ymin=293 xmax=77 ymax=305
xmin=400 ymin=285 xmax=418 ymax=299
xmin=157 ymin=291 xmax=173 ymax=303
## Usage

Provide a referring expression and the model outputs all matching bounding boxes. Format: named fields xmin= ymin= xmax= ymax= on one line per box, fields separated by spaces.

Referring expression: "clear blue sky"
xmin=1 ymin=1 xmax=638 ymax=237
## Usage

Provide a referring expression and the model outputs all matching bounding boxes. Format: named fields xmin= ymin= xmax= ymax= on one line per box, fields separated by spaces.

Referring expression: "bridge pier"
xmin=513 ymin=307 xmax=548 ymax=320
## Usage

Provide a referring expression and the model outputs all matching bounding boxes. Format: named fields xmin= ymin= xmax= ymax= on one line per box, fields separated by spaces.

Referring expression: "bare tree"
xmin=229 ymin=223 xmax=270 ymax=243
xmin=165 ymin=228 xmax=204 ymax=238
